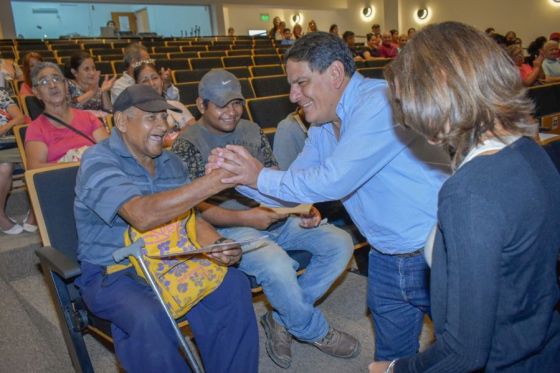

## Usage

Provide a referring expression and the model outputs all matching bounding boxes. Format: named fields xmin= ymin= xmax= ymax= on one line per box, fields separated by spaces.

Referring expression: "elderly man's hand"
xmin=240 ymin=207 xmax=288 ymax=230
xmin=208 ymin=145 xmax=264 ymax=187
xmin=206 ymin=239 xmax=242 ymax=266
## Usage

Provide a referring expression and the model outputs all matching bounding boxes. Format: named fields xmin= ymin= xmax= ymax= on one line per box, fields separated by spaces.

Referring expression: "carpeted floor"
xmin=0 ymin=189 xmax=433 ymax=372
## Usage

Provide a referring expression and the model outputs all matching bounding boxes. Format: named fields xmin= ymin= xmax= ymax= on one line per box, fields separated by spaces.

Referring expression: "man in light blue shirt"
xmin=208 ymin=32 xmax=449 ymax=362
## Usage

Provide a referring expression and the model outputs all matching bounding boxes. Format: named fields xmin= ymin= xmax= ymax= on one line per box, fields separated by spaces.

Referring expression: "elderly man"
xmin=74 ymin=84 xmax=258 ymax=373
xmin=110 ymin=43 xmax=179 ymax=102
xmin=172 ymin=69 xmax=358 ymax=369
xmin=208 ymin=32 xmax=449 ymax=362
xmin=542 ymin=40 xmax=560 ymax=83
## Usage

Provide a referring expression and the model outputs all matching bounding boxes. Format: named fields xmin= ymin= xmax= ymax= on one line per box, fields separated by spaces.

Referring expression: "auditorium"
xmin=0 ymin=0 xmax=559 ymax=372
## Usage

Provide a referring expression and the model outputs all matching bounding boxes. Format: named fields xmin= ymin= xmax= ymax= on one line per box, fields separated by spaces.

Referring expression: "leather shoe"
xmin=260 ymin=311 xmax=292 ymax=368
xmin=311 ymin=327 xmax=360 ymax=358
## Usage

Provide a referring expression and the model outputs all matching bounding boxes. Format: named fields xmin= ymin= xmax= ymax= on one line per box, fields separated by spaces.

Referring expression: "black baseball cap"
xmin=113 ymin=84 xmax=180 ymax=113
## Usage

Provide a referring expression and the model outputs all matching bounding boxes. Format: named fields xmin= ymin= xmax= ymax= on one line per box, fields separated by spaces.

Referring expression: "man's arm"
xmin=198 ymin=202 xmax=288 ymax=230
xmin=195 ymin=214 xmax=241 ymax=266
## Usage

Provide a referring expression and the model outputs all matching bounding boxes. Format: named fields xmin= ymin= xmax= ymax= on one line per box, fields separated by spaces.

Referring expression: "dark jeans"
xmin=367 ymin=248 xmax=430 ymax=361
xmin=77 ymin=262 xmax=259 ymax=373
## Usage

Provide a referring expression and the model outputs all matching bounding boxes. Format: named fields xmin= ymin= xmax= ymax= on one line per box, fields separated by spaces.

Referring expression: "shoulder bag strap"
xmin=42 ymin=111 xmax=96 ymax=145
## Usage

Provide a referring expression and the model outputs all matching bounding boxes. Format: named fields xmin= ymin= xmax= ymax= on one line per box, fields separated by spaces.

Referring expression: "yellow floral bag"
xmin=109 ymin=209 xmax=227 ymax=319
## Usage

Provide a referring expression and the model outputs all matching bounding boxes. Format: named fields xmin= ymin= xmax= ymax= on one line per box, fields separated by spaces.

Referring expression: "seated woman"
xmin=25 ymin=62 xmax=109 ymax=169
xmin=0 ymin=88 xmax=25 ymax=234
xmin=506 ymin=44 xmax=543 ymax=87
xmin=19 ymin=52 xmax=43 ymax=99
xmin=0 ymin=51 xmax=23 ymax=95
xmin=134 ymin=62 xmax=195 ymax=145
xmin=65 ymin=51 xmax=116 ymax=114
xmin=371 ymin=21 xmax=560 ymax=373
xmin=361 ymin=33 xmax=382 ymax=61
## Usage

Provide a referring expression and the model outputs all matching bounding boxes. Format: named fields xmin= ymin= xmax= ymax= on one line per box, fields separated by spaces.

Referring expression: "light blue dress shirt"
xmin=247 ymin=73 xmax=449 ymax=254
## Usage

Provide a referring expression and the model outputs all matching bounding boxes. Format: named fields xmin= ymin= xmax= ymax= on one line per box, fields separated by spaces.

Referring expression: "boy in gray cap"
xmin=172 ymin=69 xmax=359 ymax=369
xmin=74 ymin=84 xmax=259 ymax=373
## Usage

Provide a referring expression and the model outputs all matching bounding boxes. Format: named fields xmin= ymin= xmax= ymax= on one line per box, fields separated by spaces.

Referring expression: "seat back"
xmin=24 ymin=95 xmax=45 ymax=120
xmin=250 ymin=64 xmax=284 ymax=77
xmin=26 ymin=163 xmax=80 ymax=260
xmin=250 ymin=75 xmax=289 ymax=97
xmin=528 ymin=82 xmax=560 ymax=122
xmin=358 ymin=67 xmax=385 ymax=79
xmin=246 ymin=94 xmax=296 ymax=129
xmin=542 ymin=135 xmax=560 ymax=174
xmin=13 ymin=124 xmax=28 ymax=169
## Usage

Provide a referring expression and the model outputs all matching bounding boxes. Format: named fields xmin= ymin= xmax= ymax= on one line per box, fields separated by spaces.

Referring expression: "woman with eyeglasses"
xmin=134 ymin=62 xmax=195 ymax=146
xmin=65 ymin=51 xmax=116 ymax=114
xmin=25 ymin=62 xmax=109 ymax=170
xmin=369 ymin=21 xmax=560 ymax=373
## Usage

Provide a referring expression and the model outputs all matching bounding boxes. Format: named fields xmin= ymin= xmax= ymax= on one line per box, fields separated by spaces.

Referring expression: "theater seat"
xmin=246 ymin=94 xmax=296 ymax=129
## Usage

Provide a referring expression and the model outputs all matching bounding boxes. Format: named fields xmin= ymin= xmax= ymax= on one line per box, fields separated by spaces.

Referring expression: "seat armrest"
xmin=36 ymin=246 xmax=81 ymax=280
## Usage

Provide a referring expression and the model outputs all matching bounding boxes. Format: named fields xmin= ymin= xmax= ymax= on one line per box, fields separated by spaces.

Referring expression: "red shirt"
xmin=25 ymin=108 xmax=102 ymax=163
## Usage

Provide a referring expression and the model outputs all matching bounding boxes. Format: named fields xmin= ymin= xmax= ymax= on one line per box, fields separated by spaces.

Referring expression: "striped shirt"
xmin=74 ymin=130 xmax=189 ymax=266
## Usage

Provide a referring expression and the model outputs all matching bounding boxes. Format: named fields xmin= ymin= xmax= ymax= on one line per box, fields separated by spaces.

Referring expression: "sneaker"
xmin=1 ymin=222 xmax=23 ymax=235
xmin=260 ymin=311 xmax=293 ymax=368
xmin=23 ymin=211 xmax=38 ymax=233
xmin=310 ymin=327 xmax=361 ymax=358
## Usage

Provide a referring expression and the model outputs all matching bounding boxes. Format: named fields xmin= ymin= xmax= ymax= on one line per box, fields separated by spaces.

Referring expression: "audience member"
xmin=275 ymin=22 xmax=287 ymax=41
xmin=371 ymin=24 xmax=381 ymax=35
xmin=360 ymin=33 xmax=382 ymax=60
xmin=65 ymin=51 xmax=115 ymax=113
xmin=329 ymin=24 xmax=339 ymax=38
xmin=227 ymin=27 xmax=235 ymax=37
xmin=308 ymin=20 xmax=318 ymax=32
xmin=280 ymin=28 xmax=294 ymax=46
xmin=133 ymin=62 xmax=195 ymax=145
xmin=273 ymin=107 xmax=309 ymax=171
xmin=397 ymin=34 xmax=408 ymax=52
xmin=207 ymin=32 xmax=448 ymax=364
xmin=0 ymin=88 xmax=25 ymax=235
xmin=74 ymin=84 xmax=259 ymax=373
xmin=506 ymin=44 xmax=543 ymax=87
xmin=504 ymin=30 xmax=517 ymax=45
xmin=527 ymin=36 xmax=547 ymax=66
xmin=111 ymin=43 xmax=179 ymax=103
xmin=407 ymin=27 xmax=416 ymax=38
xmin=0 ymin=51 xmax=23 ymax=94
xmin=172 ymin=69 xmax=358 ymax=369
xmin=542 ymin=40 xmax=560 ymax=82
xmin=269 ymin=16 xmax=281 ymax=39
xmin=25 ymin=62 xmax=108 ymax=169
xmin=550 ymin=32 xmax=560 ymax=42
xmin=371 ymin=21 xmax=560 ymax=373
xmin=378 ymin=32 xmax=398 ymax=58
xmin=342 ymin=31 xmax=363 ymax=61
xmin=19 ymin=52 xmax=42 ymax=99
xmin=293 ymin=23 xmax=303 ymax=39
xmin=491 ymin=33 xmax=508 ymax=48
xmin=390 ymin=29 xmax=399 ymax=45
xmin=485 ymin=27 xmax=495 ymax=35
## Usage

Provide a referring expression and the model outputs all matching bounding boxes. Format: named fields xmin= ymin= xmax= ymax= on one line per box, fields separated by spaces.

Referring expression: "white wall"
xmin=398 ymin=0 xmax=560 ymax=45
xmin=10 ymin=1 xmax=212 ymax=39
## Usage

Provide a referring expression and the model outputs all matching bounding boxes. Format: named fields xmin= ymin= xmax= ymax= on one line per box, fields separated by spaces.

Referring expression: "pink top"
xmin=519 ymin=64 xmax=533 ymax=82
xmin=378 ymin=44 xmax=398 ymax=58
xmin=25 ymin=108 xmax=103 ymax=163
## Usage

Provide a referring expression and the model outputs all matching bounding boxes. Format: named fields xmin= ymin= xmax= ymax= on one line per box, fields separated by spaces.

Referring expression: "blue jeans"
xmin=77 ymin=262 xmax=259 ymax=373
xmin=219 ymin=216 xmax=354 ymax=342
xmin=367 ymin=248 xmax=430 ymax=361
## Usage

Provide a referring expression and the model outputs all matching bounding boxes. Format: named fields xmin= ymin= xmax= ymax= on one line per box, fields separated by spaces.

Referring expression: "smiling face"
xmin=73 ymin=57 xmax=97 ymax=87
xmin=286 ymin=60 xmax=341 ymax=124
xmin=32 ymin=66 xmax=68 ymax=109
xmin=198 ymin=98 xmax=244 ymax=135
xmin=118 ymin=107 xmax=169 ymax=162
xmin=136 ymin=65 xmax=163 ymax=96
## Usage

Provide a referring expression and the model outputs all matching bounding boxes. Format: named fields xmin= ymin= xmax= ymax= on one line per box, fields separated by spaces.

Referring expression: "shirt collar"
xmin=108 ymin=129 xmax=171 ymax=165
xmin=122 ymin=72 xmax=134 ymax=83
xmin=335 ymin=72 xmax=364 ymax=132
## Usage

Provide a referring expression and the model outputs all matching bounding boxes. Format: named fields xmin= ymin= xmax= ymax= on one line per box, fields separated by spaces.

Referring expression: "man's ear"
xmin=327 ymin=60 xmax=346 ymax=90
xmin=196 ymin=97 xmax=205 ymax=114
xmin=114 ymin=111 xmax=128 ymax=133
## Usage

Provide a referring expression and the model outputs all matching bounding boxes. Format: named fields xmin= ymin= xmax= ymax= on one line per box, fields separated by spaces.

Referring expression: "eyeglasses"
xmin=34 ymin=75 xmax=65 ymax=87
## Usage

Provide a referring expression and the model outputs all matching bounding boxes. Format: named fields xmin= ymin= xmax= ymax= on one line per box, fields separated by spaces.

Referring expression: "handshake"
xmin=205 ymin=145 xmax=264 ymax=188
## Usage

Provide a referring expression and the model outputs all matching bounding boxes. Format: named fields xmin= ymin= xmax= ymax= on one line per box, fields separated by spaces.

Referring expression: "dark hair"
xmin=22 ymin=52 xmax=43 ymax=88
xmin=285 ymin=32 xmax=356 ymax=77
xmin=485 ymin=27 xmax=495 ymax=34
xmin=390 ymin=29 xmax=398 ymax=36
xmin=133 ymin=62 xmax=158 ymax=83
xmin=342 ymin=31 xmax=355 ymax=42
xmin=527 ymin=36 xmax=547 ymax=57
xmin=491 ymin=33 xmax=507 ymax=46
xmin=371 ymin=24 xmax=380 ymax=30
xmin=123 ymin=43 xmax=148 ymax=70
xmin=366 ymin=33 xmax=374 ymax=42
xmin=329 ymin=24 xmax=338 ymax=33
xmin=66 ymin=51 xmax=93 ymax=79
xmin=384 ymin=21 xmax=536 ymax=168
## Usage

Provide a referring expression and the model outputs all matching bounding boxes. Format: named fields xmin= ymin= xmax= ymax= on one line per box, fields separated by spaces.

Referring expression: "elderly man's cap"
xmin=199 ymin=69 xmax=244 ymax=107
xmin=550 ymin=32 xmax=560 ymax=42
xmin=113 ymin=84 xmax=180 ymax=113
